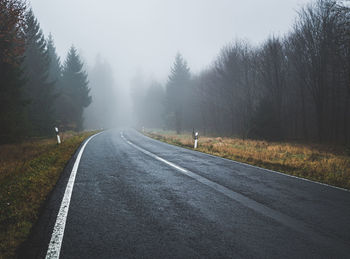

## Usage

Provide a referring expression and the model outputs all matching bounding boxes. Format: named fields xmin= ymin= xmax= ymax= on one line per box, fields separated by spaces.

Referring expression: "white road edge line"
xmin=139 ymin=131 xmax=349 ymax=193
xmin=45 ymin=132 xmax=103 ymax=259
xmin=121 ymin=131 xmax=349 ymax=250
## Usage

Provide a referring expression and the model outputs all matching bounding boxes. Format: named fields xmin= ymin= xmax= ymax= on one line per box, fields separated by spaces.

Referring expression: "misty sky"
xmin=29 ymin=0 xmax=313 ymax=86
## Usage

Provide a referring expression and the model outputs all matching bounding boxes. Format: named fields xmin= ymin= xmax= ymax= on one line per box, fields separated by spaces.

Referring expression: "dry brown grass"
xmin=145 ymin=130 xmax=350 ymax=190
xmin=0 ymin=131 xmax=98 ymax=259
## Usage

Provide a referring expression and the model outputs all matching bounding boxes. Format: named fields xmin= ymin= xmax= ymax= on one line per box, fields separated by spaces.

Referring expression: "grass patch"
xmin=0 ymin=131 xmax=98 ymax=259
xmin=145 ymin=130 xmax=350 ymax=190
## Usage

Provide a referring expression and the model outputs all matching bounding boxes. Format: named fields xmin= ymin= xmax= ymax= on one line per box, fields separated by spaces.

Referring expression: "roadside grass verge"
xmin=145 ymin=130 xmax=350 ymax=190
xmin=0 ymin=131 xmax=98 ymax=259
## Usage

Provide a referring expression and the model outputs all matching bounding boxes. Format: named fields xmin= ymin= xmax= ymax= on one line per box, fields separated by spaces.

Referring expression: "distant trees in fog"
xmin=0 ymin=1 xmax=92 ymax=143
xmin=84 ymin=56 xmax=119 ymax=130
xmin=132 ymin=0 xmax=350 ymax=144
xmin=130 ymin=72 xmax=165 ymax=130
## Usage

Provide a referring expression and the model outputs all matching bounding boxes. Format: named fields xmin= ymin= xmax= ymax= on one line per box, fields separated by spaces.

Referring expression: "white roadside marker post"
xmin=194 ymin=132 xmax=199 ymax=149
xmin=55 ymin=127 xmax=61 ymax=144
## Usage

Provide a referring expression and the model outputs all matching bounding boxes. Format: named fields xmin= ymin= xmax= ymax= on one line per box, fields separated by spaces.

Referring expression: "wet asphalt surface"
xmin=20 ymin=129 xmax=350 ymax=258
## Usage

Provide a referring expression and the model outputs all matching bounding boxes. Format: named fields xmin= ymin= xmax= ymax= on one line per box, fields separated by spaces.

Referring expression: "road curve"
xmin=20 ymin=129 xmax=350 ymax=259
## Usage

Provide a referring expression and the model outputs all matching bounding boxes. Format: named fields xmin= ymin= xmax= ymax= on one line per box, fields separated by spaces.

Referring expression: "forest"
xmin=131 ymin=0 xmax=350 ymax=145
xmin=0 ymin=0 xmax=91 ymax=144
xmin=2 ymin=0 xmax=350 ymax=146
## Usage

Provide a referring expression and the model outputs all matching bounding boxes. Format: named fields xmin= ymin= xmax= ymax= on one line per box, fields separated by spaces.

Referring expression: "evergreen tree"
xmin=23 ymin=10 xmax=56 ymax=136
xmin=60 ymin=46 xmax=91 ymax=130
xmin=46 ymin=33 xmax=62 ymax=120
xmin=165 ymin=53 xmax=191 ymax=133
xmin=0 ymin=0 xmax=27 ymax=143
xmin=46 ymin=33 xmax=61 ymax=84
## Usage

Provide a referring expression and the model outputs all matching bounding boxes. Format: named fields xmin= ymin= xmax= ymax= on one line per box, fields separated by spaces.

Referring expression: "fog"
xmin=28 ymin=0 xmax=313 ymax=128
xmin=30 ymin=0 xmax=311 ymax=80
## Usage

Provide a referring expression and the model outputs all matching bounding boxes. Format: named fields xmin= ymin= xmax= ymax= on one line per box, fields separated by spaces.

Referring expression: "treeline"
xmin=132 ymin=0 xmax=350 ymax=144
xmin=0 ymin=0 xmax=91 ymax=144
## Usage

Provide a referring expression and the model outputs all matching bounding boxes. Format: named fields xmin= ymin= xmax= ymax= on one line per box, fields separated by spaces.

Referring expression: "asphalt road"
xmin=20 ymin=129 xmax=350 ymax=258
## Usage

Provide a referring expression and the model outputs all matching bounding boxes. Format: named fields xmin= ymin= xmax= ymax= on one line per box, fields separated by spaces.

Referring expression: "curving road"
xmin=20 ymin=129 xmax=350 ymax=258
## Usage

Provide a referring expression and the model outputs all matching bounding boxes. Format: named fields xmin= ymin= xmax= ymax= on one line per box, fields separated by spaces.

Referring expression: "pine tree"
xmin=46 ymin=33 xmax=61 ymax=84
xmin=165 ymin=53 xmax=191 ymax=133
xmin=0 ymin=0 xmax=27 ymax=143
xmin=60 ymin=46 xmax=91 ymax=130
xmin=23 ymin=10 xmax=56 ymax=136
xmin=46 ymin=33 xmax=62 ymax=121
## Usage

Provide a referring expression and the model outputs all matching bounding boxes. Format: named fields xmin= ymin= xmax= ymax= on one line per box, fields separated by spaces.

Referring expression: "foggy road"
xmin=21 ymin=129 xmax=350 ymax=259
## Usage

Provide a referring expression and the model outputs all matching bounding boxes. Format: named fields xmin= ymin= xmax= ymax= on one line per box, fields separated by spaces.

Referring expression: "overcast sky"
xmin=29 ymin=0 xmax=313 ymax=86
